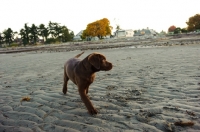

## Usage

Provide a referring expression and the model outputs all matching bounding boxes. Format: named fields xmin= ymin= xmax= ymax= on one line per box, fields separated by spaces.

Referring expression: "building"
xmin=134 ymin=28 xmax=157 ymax=36
xmin=73 ymin=30 xmax=83 ymax=41
xmin=114 ymin=29 xmax=134 ymax=38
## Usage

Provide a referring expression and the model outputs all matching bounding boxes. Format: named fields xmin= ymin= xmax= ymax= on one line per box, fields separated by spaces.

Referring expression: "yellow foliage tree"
xmin=84 ymin=18 xmax=112 ymax=39
xmin=186 ymin=14 xmax=200 ymax=31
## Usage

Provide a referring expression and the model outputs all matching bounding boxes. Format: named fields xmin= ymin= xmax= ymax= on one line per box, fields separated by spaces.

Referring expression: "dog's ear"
xmin=88 ymin=53 xmax=100 ymax=69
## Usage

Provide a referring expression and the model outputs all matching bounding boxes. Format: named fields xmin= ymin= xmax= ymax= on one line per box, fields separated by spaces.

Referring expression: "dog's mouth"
xmin=101 ymin=63 xmax=112 ymax=71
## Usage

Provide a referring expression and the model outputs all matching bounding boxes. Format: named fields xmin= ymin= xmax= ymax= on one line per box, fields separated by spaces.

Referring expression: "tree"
xmin=168 ymin=25 xmax=176 ymax=32
xmin=81 ymin=30 xmax=87 ymax=39
xmin=24 ymin=23 xmax=30 ymax=44
xmin=19 ymin=23 xmax=31 ymax=45
xmin=181 ymin=28 xmax=188 ymax=33
xmin=174 ymin=27 xmax=181 ymax=34
xmin=61 ymin=26 xmax=71 ymax=42
xmin=186 ymin=14 xmax=200 ymax=31
xmin=48 ymin=21 xmax=62 ymax=38
xmin=19 ymin=29 xmax=27 ymax=45
xmin=38 ymin=24 xmax=49 ymax=43
xmin=2 ymin=28 xmax=15 ymax=45
xmin=0 ymin=32 xmax=3 ymax=46
xmin=69 ymin=31 xmax=74 ymax=41
xmin=84 ymin=18 xmax=112 ymax=39
xmin=30 ymin=24 xmax=38 ymax=44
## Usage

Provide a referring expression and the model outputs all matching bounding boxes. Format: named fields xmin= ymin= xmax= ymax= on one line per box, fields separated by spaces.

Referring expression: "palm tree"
xmin=30 ymin=24 xmax=38 ymax=44
xmin=2 ymin=28 xmax=15 ymax=46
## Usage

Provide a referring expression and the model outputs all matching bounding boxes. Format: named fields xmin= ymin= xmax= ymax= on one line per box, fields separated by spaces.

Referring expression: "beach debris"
xmin=20 ymin=96 xmax=31 ymax=102
xmin=163 ymin=122 xmax=175 ymax=132
xmin=5 ymin=85 xmax=11 ymax=88
xmin=139 ymin=110 xmax=160 ymax=118
xmin=174 ymin=121 xmax=194 ymax=127
xmin=132 ymin=89 xmax=142 ymax=96
xmin=125 ymin=114 xmax=132 ymax=118
xmin=186 ymin=110 xmax=195 ymax=116
xmin=106 ymin=85 xmax=117 ymax=90
xmin=135 ymin=113 xmax=150 ymax=123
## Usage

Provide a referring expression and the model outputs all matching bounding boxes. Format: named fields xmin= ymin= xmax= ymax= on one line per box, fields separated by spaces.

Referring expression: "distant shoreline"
xmin=0 ymin=36 xmax=200 ymax=54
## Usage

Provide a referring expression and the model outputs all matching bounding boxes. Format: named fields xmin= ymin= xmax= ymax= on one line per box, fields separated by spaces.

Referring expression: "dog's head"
xmin=88 ymin=52 xmax=112 ymax=71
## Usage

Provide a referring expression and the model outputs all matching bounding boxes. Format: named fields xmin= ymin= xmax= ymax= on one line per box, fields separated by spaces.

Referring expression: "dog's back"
xmin=64 ymin=52 xmax=84 ymax=84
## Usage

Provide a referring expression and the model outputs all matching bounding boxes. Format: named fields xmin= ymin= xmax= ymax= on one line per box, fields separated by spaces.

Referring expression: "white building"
xmin=73 ymin=30 xmax=83 ymax=41
xmin=114 ymin=29 xmax=134 ymax=38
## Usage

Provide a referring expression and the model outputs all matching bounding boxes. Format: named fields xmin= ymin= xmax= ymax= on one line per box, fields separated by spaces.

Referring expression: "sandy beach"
xmin=0 ymin=44 xmax=200 ymax=131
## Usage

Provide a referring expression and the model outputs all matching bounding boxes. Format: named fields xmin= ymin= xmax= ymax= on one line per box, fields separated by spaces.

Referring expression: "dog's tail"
xmin=75 ymin=51 xmax=84 ymax=58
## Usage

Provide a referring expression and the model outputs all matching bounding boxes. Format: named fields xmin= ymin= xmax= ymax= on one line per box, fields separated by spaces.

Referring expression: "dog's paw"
xmin=62 ymin=88 xmax=67 ymax=94
xmin=62 ymin=90 xmax=67 ymax=95
xmin=88 ymin=108 xmax=98 ymax=115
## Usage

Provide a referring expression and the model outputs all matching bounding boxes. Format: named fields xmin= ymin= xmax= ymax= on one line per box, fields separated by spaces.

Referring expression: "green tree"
xmin=81 ymin=30 xmax=87 ymax=40
xmin=0 ymin=32 xmax=3 ymax=46
xmin=19 ymin=29 xmax=27 ymax=45
xmin=181 ymin=28 xmax=188 ymax=33
xmin=38 ymin=24 xmax=49 ymax=43
xmin=20 ymin=23 xmax=31 ymax=45
xmin=69 ymin=31 xmax=74 ymax=41
xmin=61 ymin=26 xmax=73 ymax=42
xmin=174 ymin=27 xmax=181 ymax=34
xmin=30 ymin=24 xmax=38 ymax=44
xmin=2 ymin=28 xmax=15 ymax=45
xmin=48 ymin=21 xmax=62 ymax=39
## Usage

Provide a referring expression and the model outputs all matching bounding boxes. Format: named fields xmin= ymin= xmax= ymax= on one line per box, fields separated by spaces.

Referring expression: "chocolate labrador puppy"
xmin=63 ymin=52 xmax=112 ymax=115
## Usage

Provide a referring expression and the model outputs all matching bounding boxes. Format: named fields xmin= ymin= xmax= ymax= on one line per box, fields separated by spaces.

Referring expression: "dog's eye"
xmin=102 ymin=59 xmax=106 ymax=62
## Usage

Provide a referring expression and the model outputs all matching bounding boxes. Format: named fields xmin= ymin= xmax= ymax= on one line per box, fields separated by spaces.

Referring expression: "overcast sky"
xmin=0 ymin=0 xmax=199 ymax=35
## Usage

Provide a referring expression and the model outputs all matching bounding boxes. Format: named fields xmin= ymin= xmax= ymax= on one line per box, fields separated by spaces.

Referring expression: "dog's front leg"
xmin=78 ymin=85 xmax=97 ymax=115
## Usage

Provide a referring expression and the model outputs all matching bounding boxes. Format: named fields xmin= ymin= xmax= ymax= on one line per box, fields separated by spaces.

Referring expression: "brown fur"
xmin=63 ymin=52 xmax=112 ymax=115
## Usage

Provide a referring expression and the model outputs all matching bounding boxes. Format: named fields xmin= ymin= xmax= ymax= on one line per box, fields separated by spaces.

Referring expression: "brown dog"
xmin=63 ymin=52 xmax=112 ymax=115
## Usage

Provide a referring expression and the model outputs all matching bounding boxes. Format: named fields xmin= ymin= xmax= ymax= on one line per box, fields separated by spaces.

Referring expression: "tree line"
xmin=0 ymin=21 xmax=74 ymax=47
xmin=168 ymin=14 xmax=200 ymax=34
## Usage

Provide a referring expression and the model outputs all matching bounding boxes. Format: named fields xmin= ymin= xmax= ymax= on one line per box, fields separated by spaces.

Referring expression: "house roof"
xmin=75 ymin=30 xmax=84 ymax=36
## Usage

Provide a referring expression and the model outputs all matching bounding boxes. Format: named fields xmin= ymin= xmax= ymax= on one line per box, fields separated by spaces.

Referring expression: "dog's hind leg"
xmin=63 ymin=67 xmax=69 ymax=94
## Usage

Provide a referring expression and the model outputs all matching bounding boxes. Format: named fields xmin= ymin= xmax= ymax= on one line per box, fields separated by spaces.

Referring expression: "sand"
xmin=0 ymin=44 xmax=200 ymax=132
